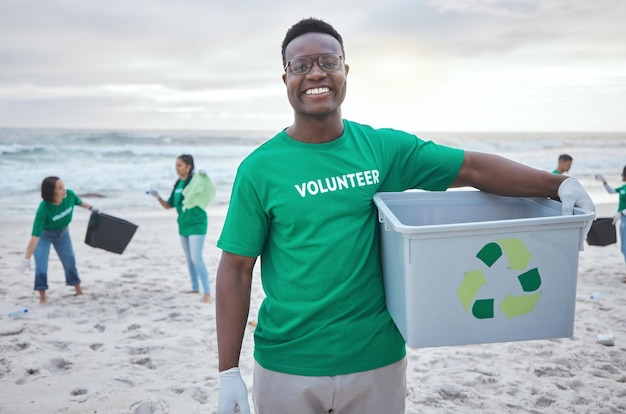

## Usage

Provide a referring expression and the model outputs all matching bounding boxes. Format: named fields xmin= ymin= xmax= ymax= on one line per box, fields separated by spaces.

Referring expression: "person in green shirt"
xmin=17 ymin=176 xmax=94 ymax=304
xmin=150 ymin=154 xmax=211 ymax=303
xmin=552 ymin=153 xmax=573 ymax=174
xmin=215 ymin=18 xmax=595 ymax=414
xmin=596 ymin=165 xmax=626 ymax=274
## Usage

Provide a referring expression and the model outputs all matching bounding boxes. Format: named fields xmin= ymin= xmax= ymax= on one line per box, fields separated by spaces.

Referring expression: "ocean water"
xmin=1 ymin=128 xmax=623 ymax=221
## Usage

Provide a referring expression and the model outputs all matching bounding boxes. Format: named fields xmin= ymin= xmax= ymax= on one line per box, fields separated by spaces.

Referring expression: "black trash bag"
xmin=85 ymin=211 xmax=138 ymax=254
xmin=586 ymin=217 xmax=616 ymax=246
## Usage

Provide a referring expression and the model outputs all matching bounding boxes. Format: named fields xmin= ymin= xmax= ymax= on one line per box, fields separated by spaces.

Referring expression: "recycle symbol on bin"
xmin=457 ymin=238 xmax=542 ymax=319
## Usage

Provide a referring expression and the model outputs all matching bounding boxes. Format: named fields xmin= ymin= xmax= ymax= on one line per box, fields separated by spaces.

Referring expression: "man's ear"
xmin=344 ymin=63 xmax=349 ymax=76
xmin=282 ymin=72 xmax=287 ymax=85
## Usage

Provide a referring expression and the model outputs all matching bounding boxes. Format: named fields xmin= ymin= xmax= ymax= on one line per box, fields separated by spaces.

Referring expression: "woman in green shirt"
xmin=18 ymin=176 xmax=94 ymax=304
xmin=596 ymin=165 xmax=626 ymax=274
xmin=151 ymin=154 xmax=211 ymax=303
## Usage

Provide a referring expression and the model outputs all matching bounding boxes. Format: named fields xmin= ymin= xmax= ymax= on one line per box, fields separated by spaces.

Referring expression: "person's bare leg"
xmin=38 ymin=290 xmax=47 ymax=305
xmin=74 ymin=285 xmax=83 ymax=296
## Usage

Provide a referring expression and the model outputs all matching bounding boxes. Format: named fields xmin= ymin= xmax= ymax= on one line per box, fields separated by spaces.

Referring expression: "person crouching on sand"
xmin=17 ymin=176 xmax=95 ymax=304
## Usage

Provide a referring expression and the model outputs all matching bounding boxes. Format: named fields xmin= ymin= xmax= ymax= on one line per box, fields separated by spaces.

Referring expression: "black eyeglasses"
xmin=284 ymin=53 xmax=344 ymax=75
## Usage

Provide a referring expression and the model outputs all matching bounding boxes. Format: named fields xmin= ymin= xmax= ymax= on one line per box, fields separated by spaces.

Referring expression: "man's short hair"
xmin=281 ymin=18 xmax=344 ymax=67
xmin=558 ymin=154 xmax=573 ymax=162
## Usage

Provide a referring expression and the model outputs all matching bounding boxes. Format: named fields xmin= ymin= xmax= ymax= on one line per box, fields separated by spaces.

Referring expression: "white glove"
xmin=613 ymin=210 xmax=625 ymax=225
xmin=218 ymin=367 xmax=250 ymax=414
xmin=17 ymin=258 xmax=31 ymax=274
xmin=594 ymin=173 xmax=606 ymax=183
xmin=91 ymin=207 xmax=100 ymax=214
xmin=558 ymin=178 xmax=595 ymax=215
xmin=148 ymin=189 xmax=160 ymax=199
xmin=558 ymin=178 xmax=595 ymax=250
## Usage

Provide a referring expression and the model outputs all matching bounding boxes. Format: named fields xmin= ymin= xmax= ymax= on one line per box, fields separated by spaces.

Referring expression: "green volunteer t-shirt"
xmin=218 ymin=120 xmax=464 ymax=376
xmin=616 ymin=184 xmax=626 ymax=212
xmin=31 ymin=189 xmax=82 ymax=236
xmin=167 ymin=178 xmax=207 ymax=236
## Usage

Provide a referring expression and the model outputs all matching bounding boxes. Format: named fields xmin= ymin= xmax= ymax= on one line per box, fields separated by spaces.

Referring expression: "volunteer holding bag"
xmin=150 ymin=154 xmax=215 ymax=303
xmin=596 ymin=166 xmax=626 ymax=274
xmin=17 ymin=176 xmax=95 ymax=304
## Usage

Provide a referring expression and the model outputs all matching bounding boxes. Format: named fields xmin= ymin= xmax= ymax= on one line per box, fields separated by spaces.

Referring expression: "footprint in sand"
xmin=170 ymin=386 xmax=184 ymax=394
xmin=0 ymin=358 xmax=10 ymax=379
xmin=129 ymin=399 xmax=169 ymax=414
xmin=70 ymin=387 xmax=88 ymax=402
xmin=108 ymin=378 xmax=135 ymax=388
xmin=124 ymin=323 xmax=141 ymax=332
xmin=131 ymin=357 xmax=155 ymax=369
xmin=127 ymin=346 xmax=152 ymax=355
xmin=48 ymin=340 xmax=71 ymax=350
xmin=189 ymin=387 xmax=208 ymax=404
xmin=70 ymin=388 xmax=87 ymax=395
xmin=535 ymin=395 xmax=556 ymax=408
xmin=46 ymin=357 xmax=72 ymax=373
xmin=438 ymin=384 xmax=467 ymax=401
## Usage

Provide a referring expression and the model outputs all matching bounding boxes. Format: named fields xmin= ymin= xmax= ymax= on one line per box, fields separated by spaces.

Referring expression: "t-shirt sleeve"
xmin=68 ymin=189 xmax=82 ymax=206
xmin=378 ymin=129 xmax=464 ymax=192
xmin=217 ymin=170 xmax=268 ymax=258
xmin=31 ymin=203 xmax=47 ymax=237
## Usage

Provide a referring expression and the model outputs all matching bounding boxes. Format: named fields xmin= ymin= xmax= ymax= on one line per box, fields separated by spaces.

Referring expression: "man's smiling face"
xmin=282 ymin=32 xmax=349 ymax=120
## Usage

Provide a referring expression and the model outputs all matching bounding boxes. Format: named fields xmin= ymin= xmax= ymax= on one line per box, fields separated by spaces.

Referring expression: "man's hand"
xmin=594 ymin=173 xmax=606 ymax=183
xmin=613 ymin=210 xmax=625 ymax=225
xmin=558 ymin=178 xmax=596 ymax=250
xmin=16 ymin=258 xmax=31 ymax=274
xmin=558 ymin=178 xmax=595 ymax=215
xmin=218 ymin=367 xmax=250 ymax=414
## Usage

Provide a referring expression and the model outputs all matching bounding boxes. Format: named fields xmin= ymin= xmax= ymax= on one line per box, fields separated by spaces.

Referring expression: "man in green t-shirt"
xmin=216 ymin=18 xmax=595 ymax=414
xmin=552 ymin=153 xmax=573 ymax=174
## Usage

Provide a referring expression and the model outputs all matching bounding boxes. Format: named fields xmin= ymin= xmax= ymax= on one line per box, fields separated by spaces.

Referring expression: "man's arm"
xmin=216 ymin=251 xmax=256 ymax=371
xmin=452 ymin=151 xmax=566 ymax=198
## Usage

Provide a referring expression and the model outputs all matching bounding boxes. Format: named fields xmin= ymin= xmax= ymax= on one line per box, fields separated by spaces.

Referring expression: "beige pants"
xmin=252 ymin=357 xmax=407 ymax=414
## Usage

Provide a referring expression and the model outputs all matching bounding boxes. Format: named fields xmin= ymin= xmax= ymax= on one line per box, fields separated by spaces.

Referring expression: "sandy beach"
xmin=1 ymin=202 xmax=624 ymax=414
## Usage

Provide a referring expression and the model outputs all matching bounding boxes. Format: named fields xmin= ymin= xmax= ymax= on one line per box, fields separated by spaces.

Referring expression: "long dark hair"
xmin=170 ymin=155 xmax=195 ymax=201
xmin=41 ymin=176 xmax=60 ymax=203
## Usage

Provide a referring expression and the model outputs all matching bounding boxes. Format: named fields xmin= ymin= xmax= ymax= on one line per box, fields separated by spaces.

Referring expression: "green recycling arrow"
xmin=499 ymin=292 xmax=542 ymax=319
xmin=476 ymin=242 xmax=502 ymax=267
xmin=498 ymin=238 xmax=533 ymax=270
xmin=458 ymin=238 xmax=543 ymax=320
xmin=457 ymin=270 xmax=487 ymax=311
xmin=517 ymin=268 xmax=541 ymax=292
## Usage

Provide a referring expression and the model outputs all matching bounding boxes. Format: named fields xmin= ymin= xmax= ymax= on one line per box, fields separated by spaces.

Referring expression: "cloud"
xmin=0 ymin=0 xmax=624 ymax=130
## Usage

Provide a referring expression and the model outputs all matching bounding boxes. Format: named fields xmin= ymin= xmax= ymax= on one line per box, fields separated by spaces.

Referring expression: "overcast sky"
xmin=1 ymin=0 xmax=624 ymax=132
